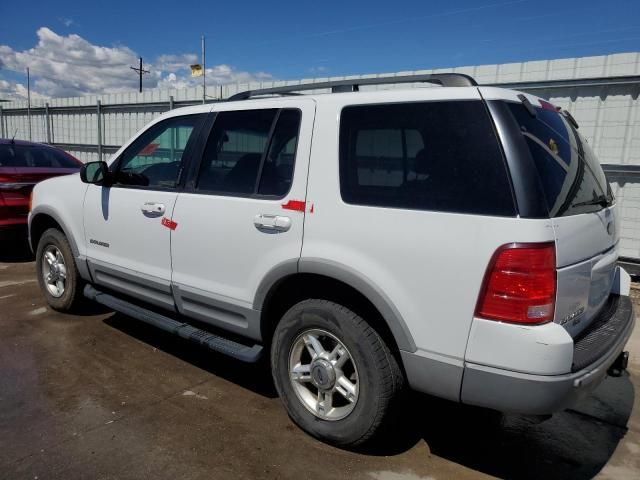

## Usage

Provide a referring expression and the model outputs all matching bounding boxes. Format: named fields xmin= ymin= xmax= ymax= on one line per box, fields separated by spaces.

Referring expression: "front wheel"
xmin=36 ymin=228 xmax=85 ymax=312
xmin=271 ymin=299 xmax=404 ymax=447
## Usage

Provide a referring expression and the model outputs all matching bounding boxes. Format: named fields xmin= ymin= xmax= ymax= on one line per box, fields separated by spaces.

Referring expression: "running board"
xmin=84 ymin=285 xmax=263 ymax=363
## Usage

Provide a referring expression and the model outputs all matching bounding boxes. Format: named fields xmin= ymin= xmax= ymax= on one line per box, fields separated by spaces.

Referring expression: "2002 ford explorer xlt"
xmin=29 ymin=73 xmax=635 ymax=446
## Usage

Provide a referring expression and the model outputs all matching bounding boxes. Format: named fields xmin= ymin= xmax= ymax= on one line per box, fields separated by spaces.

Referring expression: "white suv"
xmin=29 ymin=74 xmax=635 ymax=446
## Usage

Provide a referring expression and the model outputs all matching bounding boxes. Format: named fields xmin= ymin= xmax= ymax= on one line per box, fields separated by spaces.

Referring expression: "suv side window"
xmin=339 ymin=101 xmax=516 ymax=216
xmin=352 ymin=128 xmax=424 ymax=187
xmin=196 ymin=108 xmax=301 ymax=197
xmin=113 ymin=115 xmax=203 ymax=189
xmin=258 ymin=109 xmax=301 ymax=196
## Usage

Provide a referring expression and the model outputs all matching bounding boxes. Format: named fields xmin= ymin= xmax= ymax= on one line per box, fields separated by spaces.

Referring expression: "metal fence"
xmin=2 ymin=52 xmax=640 ymax=257
xmin=0 ymin=96 xmax=206 ymax=162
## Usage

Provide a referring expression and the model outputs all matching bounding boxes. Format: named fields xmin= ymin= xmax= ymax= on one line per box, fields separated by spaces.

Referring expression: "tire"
xmin=271 ymin=299 xmax=404 ymax=447
xmin=36 ymin=228 xmax=85 ymax=312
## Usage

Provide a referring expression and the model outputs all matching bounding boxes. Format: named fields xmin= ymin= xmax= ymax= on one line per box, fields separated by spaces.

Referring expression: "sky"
xmin=1 ymin=0 xmax=639 ymax=100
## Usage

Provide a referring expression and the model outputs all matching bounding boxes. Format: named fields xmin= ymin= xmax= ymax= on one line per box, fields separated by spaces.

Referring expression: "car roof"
xmin=0 ymin=138 xmax=61 ymax=148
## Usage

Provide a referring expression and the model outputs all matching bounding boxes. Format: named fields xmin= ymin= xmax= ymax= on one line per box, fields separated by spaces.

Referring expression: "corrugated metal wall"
xmin=2 ymin=52 xmax=640 ymax=257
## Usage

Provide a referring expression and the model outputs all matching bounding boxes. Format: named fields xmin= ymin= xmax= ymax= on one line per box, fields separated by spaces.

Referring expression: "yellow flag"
xmin=190 ymin=64 xmax=203 ymax=77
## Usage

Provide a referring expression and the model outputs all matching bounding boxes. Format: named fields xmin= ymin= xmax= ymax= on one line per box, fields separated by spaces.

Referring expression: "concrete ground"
xmin=1 ymin=240 xmax=639 ymax=480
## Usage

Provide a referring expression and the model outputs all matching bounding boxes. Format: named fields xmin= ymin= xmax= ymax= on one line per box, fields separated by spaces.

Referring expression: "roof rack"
xmin=228 ymin=73 xmax=478 ymax=101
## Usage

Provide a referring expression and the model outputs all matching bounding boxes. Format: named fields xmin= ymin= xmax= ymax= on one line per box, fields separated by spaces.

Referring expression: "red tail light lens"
xmin=475 ymin=243 xmax=556 ymax=325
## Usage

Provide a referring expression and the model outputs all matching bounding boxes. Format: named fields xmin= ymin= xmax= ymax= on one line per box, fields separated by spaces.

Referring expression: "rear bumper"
xmin=460 ymin=295 xmax=635 ymax=415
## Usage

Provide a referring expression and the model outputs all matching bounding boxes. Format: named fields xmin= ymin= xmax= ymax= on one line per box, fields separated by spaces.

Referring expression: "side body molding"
xmin=254 ymin=257 xmax=417 ymax=353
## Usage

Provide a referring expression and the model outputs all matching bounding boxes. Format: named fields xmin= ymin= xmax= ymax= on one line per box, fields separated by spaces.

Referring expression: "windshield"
xmin=0 ymin=144 xmax=80 ymax=169
xmin=506 ymin=101 xmax=613 ymax=217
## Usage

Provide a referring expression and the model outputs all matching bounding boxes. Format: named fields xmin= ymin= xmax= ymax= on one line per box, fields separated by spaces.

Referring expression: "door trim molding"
xmin=87 ymin=259 xmax=175 ymax=310
xmin=173 ymin=282 xmax=262 ymax=341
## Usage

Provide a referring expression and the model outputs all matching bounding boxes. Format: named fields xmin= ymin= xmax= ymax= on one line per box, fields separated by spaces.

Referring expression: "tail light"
xmin=475 ymin=243 xmax=556 ymax=325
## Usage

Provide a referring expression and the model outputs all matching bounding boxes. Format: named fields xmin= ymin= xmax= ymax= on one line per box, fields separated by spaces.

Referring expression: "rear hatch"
xmin=504 ymin=98 xmax=617 ymax=338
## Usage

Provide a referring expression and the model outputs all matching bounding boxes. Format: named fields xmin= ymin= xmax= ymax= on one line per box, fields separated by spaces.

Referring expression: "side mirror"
xmin=80 ymin=161 xmax=110 ymax=185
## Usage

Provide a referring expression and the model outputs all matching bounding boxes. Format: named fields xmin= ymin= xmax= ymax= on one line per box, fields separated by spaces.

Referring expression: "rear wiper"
xmin=573 ymin=195 xmax=610 ymax=208
xmin=562 ymin=109 xmax=579 ymax=129
xmin=517 ymin=94 xmax=537 ymax=118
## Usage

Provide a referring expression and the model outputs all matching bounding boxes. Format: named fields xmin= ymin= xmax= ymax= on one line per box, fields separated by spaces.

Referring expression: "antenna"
xmin=10 ymin=128 xmax=17 ymax=144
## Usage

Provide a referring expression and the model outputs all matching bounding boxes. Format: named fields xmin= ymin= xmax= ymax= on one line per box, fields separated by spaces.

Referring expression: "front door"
xmin=170 ymin=100 xmax=315 ymax=340
xmin=83 ymin=113 xmax=205 ymax=309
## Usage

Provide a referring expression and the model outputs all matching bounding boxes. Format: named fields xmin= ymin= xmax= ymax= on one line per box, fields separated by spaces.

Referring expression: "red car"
xmin=0 ymin=139 xmax=82 ymax=236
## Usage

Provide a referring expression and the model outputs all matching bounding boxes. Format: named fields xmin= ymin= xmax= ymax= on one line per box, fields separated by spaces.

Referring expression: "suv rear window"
xmin=505 ymin=102 xmax=613 ymax=217
xmin=339 ymin=101 xmax=515 ymax=216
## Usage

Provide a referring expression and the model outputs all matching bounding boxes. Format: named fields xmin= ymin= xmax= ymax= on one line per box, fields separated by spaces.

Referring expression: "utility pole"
xmin=201 ymin=35 xmax=206 ymax=103
xmin=26 ymin=67 xmax=32 ymax=141
xmin=130 ymin=57 xmax=150 ymax=93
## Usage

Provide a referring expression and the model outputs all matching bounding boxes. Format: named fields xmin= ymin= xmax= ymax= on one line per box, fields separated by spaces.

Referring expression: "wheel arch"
xmin=256 ymin=258 xmax=416 ymax=353
xmin=29 ymin=207 xmax=91 ymax=282
xmin=29 ymin=209 xmax=79 ymax=256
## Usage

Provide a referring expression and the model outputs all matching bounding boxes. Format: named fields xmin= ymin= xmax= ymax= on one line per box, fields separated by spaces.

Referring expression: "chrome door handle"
xmin=141 ymin=202 xmax=166 ymax=216
xmin=254 ymin=214 xmax=291 ymax=232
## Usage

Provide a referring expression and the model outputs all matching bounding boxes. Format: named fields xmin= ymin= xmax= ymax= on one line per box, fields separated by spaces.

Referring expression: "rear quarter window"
xmin=505 ymin=102 xmax=612 ymax=217
xmin=339 ymin=101 xmax=516 ymax=216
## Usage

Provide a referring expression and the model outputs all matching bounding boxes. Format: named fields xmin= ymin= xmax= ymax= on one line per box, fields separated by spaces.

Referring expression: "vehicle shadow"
xmin=103 ymin=312 xmax=278 ymax=399
xmin=0 ymin=236 xmax=35 ymax=263
xmin=376 ymin=375 xmax=635 ymax=480
xmin=101 ymin=311 xmax=634 ymax=479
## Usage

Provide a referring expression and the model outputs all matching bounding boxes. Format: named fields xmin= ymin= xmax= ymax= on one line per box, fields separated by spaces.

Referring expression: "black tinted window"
xmin=0 ymin=145 xmax=79 ymax=168
xmin=115 ymin=115 xmax=202 ymax=189
xmin=198 ymin=109 xmax=276 ymax=194
xmin=258 ymin=109 xmax=301 ymax=196
xmin=339 ymin=101 xmax=515 ymax=216
xmin=197 ymin=109 xmax=300 ymax=197
xmin=506 ymin=102 xmax=612 ymax=217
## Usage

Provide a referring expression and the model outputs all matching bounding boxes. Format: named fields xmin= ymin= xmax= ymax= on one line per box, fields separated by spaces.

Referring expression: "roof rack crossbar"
xmin=228 ymin=73 xmax=477 ymax=101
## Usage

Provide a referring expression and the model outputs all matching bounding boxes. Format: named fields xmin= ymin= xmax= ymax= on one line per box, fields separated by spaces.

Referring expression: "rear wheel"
xmin=36 ymin=228 xmax=84 ymax=312
xmin=271 ymin=299 xmax=404 ymax=447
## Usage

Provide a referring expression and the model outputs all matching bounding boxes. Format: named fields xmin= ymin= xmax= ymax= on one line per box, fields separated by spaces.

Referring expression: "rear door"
xmin=504 ymin=99 xmax=617 ymax=337
xmin=170 ymin=99 xmax=315 ymax=340
xmin=83 ymin=114 xmax=205 ymax=309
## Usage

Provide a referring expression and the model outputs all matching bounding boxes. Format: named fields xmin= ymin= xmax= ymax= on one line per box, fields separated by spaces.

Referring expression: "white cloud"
xmin=0 ymin=79 xmax=49 ymax=102
xmin=0 ymin=79 xmax=17 ymax=100
xmin=155 ymin=64 xmax=273 ymax=92
xmin=205 ymin=64 xmax=272 ymax=85
xmin=155 ymin=54 xmax=199 ymax=73
xmin=0 ymin=28 xmax=273 ymax=100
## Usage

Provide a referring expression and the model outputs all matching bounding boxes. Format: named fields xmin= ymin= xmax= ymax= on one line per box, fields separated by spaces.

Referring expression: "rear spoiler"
xmin=516 ymin=94 xmax=580 ymax=128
